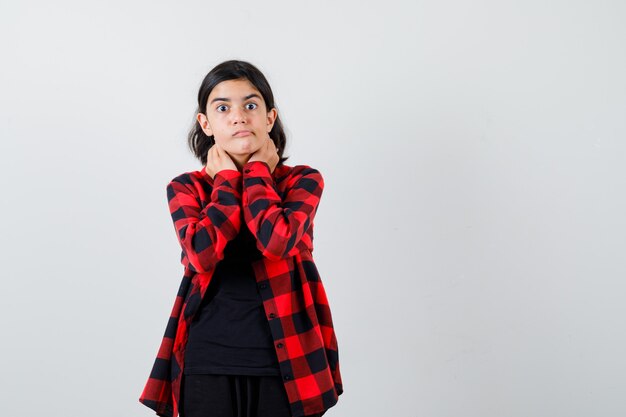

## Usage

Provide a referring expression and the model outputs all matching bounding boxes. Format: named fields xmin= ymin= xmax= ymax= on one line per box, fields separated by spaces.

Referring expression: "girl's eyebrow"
xmin=210 ymin=93 xmax=261 ymax=104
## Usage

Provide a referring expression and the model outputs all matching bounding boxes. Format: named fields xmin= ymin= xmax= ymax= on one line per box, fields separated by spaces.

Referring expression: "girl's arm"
xmin=242 ymin=160 xmax=323 ymax=261
xmin=166 ymin=169 xmax=242 ymax=273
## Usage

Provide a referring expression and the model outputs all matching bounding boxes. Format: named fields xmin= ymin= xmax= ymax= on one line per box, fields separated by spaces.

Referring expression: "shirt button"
xmin=284 ymin=375 xmax=291 ymax=381
xmin=277 ymin=342 xmax=284 ymax=348
xmin=259 ymin=283 xmax=268 ymax=289
xmin=269 ymin=313 xmax=276 ymax=319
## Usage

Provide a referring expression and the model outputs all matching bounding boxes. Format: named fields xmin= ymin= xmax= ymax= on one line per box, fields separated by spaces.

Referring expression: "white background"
xmin=1 ymin=1 xmax=625 ymax=416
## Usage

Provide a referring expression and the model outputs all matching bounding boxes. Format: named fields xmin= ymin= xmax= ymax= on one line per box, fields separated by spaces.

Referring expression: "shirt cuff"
xmin=243 ymin=161 xmax=272 ymax=178
xmin=213 ymin=169 xmax=242 ymax=189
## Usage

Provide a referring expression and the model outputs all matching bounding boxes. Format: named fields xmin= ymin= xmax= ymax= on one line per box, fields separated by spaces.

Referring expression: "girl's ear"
xmin=266 ymin=108 xmax=278 ymax=133
xmin=197 ymin=113 xmax=213 ymax=136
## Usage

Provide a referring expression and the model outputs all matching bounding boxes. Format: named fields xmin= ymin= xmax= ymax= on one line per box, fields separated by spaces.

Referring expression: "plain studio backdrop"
xmin=1 ymin=1 xmax=625 ymax=416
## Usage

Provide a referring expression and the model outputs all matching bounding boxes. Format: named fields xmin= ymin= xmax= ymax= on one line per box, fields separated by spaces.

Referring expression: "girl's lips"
xmin=233 ymin=131 xmax=252 ymax=137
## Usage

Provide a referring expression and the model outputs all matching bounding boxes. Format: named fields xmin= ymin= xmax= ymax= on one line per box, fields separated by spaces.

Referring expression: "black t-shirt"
xmin=183 ymin=223 xmax=281 ymax=376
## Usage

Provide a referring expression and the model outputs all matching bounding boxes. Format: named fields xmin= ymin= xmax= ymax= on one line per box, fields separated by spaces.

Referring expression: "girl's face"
xmin=197 ymin=78 xmax=277 ymax=157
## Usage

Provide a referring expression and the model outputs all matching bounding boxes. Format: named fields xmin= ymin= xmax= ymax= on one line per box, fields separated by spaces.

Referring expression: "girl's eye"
xmin=216 ymin=103 xmax=257 ymax=112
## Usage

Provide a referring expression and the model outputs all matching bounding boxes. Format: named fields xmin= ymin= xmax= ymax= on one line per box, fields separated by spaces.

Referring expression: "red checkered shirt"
xmin=139 ymin=160 xmax=343 ymax=417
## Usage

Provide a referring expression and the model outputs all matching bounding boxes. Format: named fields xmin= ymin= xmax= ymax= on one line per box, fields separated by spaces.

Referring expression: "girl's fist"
xmin=248 ymin=136 xmax=279 ymax=173
xmin=205 ymin=143 xmax=238 ymax=179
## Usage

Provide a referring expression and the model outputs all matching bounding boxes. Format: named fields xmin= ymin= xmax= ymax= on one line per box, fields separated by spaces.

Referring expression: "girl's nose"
xmin=230 ymin=107 xmax=247 ymax=123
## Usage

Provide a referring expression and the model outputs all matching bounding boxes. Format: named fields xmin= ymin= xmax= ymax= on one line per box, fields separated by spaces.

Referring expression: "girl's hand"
xmin=248 ymin=135 xmax=279 ymax=173
xmin=205 ymin=143 xmax=238 ymax=179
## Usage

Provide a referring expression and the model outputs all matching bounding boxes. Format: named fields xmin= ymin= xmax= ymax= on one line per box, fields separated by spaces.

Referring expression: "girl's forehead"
xmin=211 ymin=78 xmax=259 ymax=97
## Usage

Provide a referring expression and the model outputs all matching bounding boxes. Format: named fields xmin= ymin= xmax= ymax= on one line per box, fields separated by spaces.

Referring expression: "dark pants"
xmin=180 ymin=374 xmax=326 ymax=417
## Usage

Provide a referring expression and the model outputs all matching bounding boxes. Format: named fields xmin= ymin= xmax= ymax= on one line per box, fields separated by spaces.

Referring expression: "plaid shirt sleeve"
xmin=166 ymin=169 xmax=243 ymax=273
xmin=241 ymin=161 xmax=323 ymax=260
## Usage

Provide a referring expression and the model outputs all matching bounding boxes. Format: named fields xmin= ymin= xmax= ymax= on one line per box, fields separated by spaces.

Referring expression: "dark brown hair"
xmin=187 ymin=60 xmax=289 ymax=167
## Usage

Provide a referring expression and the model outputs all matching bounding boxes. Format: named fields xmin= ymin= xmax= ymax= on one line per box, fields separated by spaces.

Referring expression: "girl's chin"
xmin=226 ymin=142 xmax=262 ymax=154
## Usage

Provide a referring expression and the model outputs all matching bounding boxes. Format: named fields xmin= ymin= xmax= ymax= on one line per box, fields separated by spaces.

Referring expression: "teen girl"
xmin=139 ymin=60 xmax=343 ymax=417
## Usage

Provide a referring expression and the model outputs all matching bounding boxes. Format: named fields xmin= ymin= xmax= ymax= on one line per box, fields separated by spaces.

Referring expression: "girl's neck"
xmin=227 ymin=152 xmax=252 ymax=172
